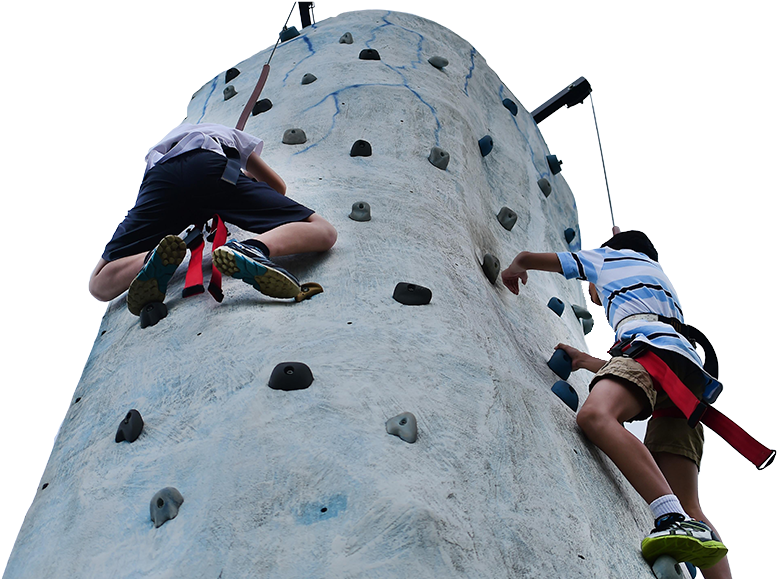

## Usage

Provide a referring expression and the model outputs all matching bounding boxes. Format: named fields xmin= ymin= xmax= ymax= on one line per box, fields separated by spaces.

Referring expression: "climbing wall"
xmin=4 ymin=11 xmax=661 ymax=579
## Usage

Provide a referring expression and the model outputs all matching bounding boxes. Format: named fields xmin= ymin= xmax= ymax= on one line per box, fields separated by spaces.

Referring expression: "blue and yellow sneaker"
xmin=213 ymin=240 xmax=301 ymax=299
xmin=641 ymin=513 xmax=728 ymax=570
xmin=126 ymin=235 xmax=187 ymax=316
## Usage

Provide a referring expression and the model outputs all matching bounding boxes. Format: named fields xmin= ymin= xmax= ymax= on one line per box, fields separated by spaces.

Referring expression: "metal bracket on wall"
xmin=531 ymin=77 xmax=592 ymax=124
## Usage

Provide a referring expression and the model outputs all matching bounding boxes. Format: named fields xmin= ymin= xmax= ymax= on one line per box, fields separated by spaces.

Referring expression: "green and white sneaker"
xmin=126 ymin=235 xmax=187 ymax=316
xmin=213 ymin=240 xmax=301 ymax=299
xmin=641 ymin=513 xmax=728 ymax=570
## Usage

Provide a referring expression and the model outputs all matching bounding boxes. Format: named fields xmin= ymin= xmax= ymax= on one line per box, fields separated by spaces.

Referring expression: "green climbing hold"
xmin=283 ymin=128 xmax=307 ymax=145
xmin=349 ymin=201 xmax=371 ymax=222
xmin=386 ymin=412 xmax=418 ymax=443
xmin=223 ymin=85 xmax=237 ymax=101
xmin=428 ymin=146 xmax=450 ymax=170
xmin=538 ymin=178 xmax=552 ymax=197
xmin=339 ymin=32 xmax=354 ymax=44
xmin=497 ymin=207 xmax=517 ymax=231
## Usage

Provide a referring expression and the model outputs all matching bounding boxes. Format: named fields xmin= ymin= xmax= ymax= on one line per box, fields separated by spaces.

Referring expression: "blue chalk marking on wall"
xmin=298 ymin=494 xmax=347 ymax=525
xmin=283 ymin=36 xmax=316 ymax=85
xmin=463 ymin=48 xmax=476 ymax=96
xmin=197 ymin=76 xmax=219 ymax=123
xmin=498 ymin=85 xmax=551 ymax=179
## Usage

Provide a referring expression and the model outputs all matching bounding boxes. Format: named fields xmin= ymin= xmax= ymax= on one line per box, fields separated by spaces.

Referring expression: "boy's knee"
xmin=576 ymin=403 xmax=604 ymax=435
xmin=89 ymin=277 xmax=113 ymax=302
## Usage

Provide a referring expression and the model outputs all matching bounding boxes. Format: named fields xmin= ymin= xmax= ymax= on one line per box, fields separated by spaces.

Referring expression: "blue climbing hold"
xmin=479 ymin=135 xmax=494 ymax=157
xmin=564 ymin=228 xmax=576 ymax=244
xmin=551 ymin=381 xmax=579 ymax=411
xmin=547 ymin=297 xmax=564 ymax=317
xmin=225 ymin=67 xmax=240 ymax=83
xmin=502 ymin=98 xmax=518 ymax=116
xmin=547 ymin=349 xmax=572 ymax=380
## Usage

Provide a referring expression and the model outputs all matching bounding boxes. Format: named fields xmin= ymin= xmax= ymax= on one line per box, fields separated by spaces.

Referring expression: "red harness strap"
xmin=182 ymin=215 xmax=227 ymax=302
xmin=636 ymin=350 xmax=775 ymax=470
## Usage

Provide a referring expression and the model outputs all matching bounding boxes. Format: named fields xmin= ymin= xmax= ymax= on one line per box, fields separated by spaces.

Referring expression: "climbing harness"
xmin=180 ymin=215 xmax=228 ymax=303
xmin=609 ymin=336 xmax=775 ymax=470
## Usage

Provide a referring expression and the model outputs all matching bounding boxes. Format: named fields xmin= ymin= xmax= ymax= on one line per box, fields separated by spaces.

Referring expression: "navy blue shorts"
xmin=102 ymin=149 xmax=314 ymax=261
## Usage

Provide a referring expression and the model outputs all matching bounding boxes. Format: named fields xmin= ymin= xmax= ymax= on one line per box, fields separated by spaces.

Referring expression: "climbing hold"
xmin=537 ymin=178 xmax=552 ymax=197
xmin=150 ymin=487 xmax=184 ymax=528
xmin=223 ymin=85 xmax=237 ymax=101
xmin=283 ymin=128 xmax=307 ymax=145
xmin=651 ymin=555 xmax=686 ymax=579
xmin=478 ymin=135 xmax=494 ymax=157
xmin=301 ymin=73 xmax=317 ymax=85
xmin=428 ymin=146 xmax=450 ymax=170
xmin=339 ymin=32 xmax=354 ymax=44
xmin=359 ymin=48 xmax=381 ymax=61
xmin=547 ymin=154 xmax=563 ymax=175
xmin=225 ymin=67 xmax=240 ymax=83
xmin=139 ymin=301 xmax=167 ymax=329
xmin=427 ymin=56 xmax=448 ymax=69
xmin=115 ymin=409 xmax=144 ymax=443
xmin=572 ymin=305 xmax=594 ymax=335
xmin=551 ymin=381 xmax=579 ymax=412
xmin=268 ymin=362 xmax=314 ymax=391
xmin=279 ymin=26 xmax=300 ymax=42
xmin=547 ymin=297 xmax=565 ymax=317
xmin=481 ymin=254 xmax=500 ymax=285
xmin=386 ymin=412 xmax=418 ymax=443
xmin=349 ymin=201 xmax=371 ymax=221
xmin=547 ymin=349 xmax=572 ymax=380
xmin=295 ymin=283 xmax=324 ymax=303
xmin=497 ymin=207 xmax=517 ymax=231
xmin=393 ymin=283 xmax=432 ymax=306
xmin=350 ymin=140 xmax=372 ymax=157
xmin=252 ymin=98 xmax=273 ymax=115
xmin=502 ymin=98 xmax=518 ymax=116
xmin=564 ymin=228 xmax=576 ymax=244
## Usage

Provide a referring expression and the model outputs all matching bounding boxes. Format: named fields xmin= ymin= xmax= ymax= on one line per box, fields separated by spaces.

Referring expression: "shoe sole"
xmin=126 ymin=235 xmax=187 ymax=316
xmin=213 ymin=247 xmax=300 ymax=299
xmin=642 ymin=535 xmax=728 ymax=569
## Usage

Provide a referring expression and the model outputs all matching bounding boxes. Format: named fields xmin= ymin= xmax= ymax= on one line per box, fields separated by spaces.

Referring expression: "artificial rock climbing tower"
xmin=5 ymin=11 xmax=663 ymax=578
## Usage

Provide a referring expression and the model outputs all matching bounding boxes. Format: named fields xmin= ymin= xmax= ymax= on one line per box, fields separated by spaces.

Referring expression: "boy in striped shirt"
xmin=502 ymin=230 xmax=730 ymax=578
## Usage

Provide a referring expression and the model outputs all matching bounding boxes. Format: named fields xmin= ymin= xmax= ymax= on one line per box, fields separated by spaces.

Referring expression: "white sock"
xmin=649 ymin=494 xmax=689 ymax=520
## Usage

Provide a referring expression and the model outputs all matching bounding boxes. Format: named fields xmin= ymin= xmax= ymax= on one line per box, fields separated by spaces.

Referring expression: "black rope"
xmin=590 ymin=94 xmax=615 ymax=228
xmin=267 ymin=2 xmax=298 ymax=65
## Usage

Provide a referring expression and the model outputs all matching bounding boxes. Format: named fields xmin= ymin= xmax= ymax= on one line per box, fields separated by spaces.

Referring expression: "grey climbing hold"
xmin=481 ymin=254 xmax=500 ymax=285
xmin=547 ymin=297 xmax=565 ymax=317
xmin=572 ymin=304 xmax=594 ymax=335
xmin=252 ymin=98 xmax=272 ymax=116
xmin=497 ymin=207 xmax=517 ymax=231
xmin=386 ymin=412 xmax=418 ymax=443
xmin=350 ymin=140 xmax=372 ymax=157
xmin=140 ymin=301 xmax=167 ymax=329
xmin=537 ymin=178 xmax=552 ymax=197
xmin=502 ymin=98 xmax=518 ymax=116
xmin=279 ymin=26 xmax=300 ymax=42
xmin=428 ymin=146 xmax=450 ymax=170
xmin=478 ymin=135 xmax=494 ymax=157
xmin=564 ymin=228 xmax=576 ymax=244
xmin=301 ymin=73 xmax=317 ymax=85
xmin=428 ymin=56 xmax=448 ymax=69
xmin=225 ymin=67 xmax=240 ymax=83
xmin=349 ymin=201 xmax=371 ymax=222
xmin=150 ymin=487 xmax=184 ymax=528
xmin=115 ymin=409 xmax=144 ymax=443
xmin=223 ymin=85 xmax=237 ymax=101
xmin=359 ymin=48 xmax=380 ymax=61
xmin=551 ymin=381 xmax=579 ymax=412
xmin=339 ymin=32 xmax=354 ymax=44
xmin=651 ymin=555 xmax=686 ymax=579
xmin=547 ymin=154 xmax=563 ymax=175
xmin=269 ymin=362 xmax=314 ymax=391
xmin=547 ymin=349 xmax=572 ymax=380
xmin=283 ymin=128 xmax=307 ymax=145
xmin=393 ymin=283 xmax=432 ymax=306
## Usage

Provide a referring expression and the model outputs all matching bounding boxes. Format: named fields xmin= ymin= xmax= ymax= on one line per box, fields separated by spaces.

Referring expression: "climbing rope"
xmin=590 ymin=94 xmax=616 ymax=229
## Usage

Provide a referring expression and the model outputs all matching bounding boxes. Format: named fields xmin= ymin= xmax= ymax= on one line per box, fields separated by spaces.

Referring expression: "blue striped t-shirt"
xmin=557 ymin=247 xmax=704 ymax=370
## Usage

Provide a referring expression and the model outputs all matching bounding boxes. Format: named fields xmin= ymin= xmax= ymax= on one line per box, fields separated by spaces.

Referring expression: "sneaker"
xmin=212 ymin=240 xmax=301 ymax=299
xmin=641 ymin=513 xmax=728 ymax=570
xmin=126 ymin=235 xmax=187 ymax=316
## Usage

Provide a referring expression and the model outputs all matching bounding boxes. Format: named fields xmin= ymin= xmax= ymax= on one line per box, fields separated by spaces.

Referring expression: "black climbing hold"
xmin=393 ymin=282 xmax=432 ymax=306
xmin=537 ymin=178 xmax=552 ymax=197
xmin=497 ymin=207 xmax=517 ymax=231
xmin=359 ymin=48 xmax=380 ymax=61
xmin=479 ymin=135 xmax=494 ymax=157
xmin=481 ymin=254 xmax=500 ymax=285
xmin=268 ymin=362 xmax=314 ymax=391
xmin=564 ymin=228 xmax=576 ymax=244
xmin=428 ymin=56 xmax=448 ymax=69
xmin=547 ymin=349 xmax=572 ymax=380
xmin=350 ymin=140 xmax=372 ymax=157
xmin=139 ymin=301 xmax=167 ymax=329
xmin=551 ymin=381 xmax=579 ymax=412
xmin=339 ymin=32 xmax=354 ymax=44
xmin=572 ymin=304 xmax=594 ymax=335
xmin=150 ymin=487 xmax=184 ymax=528
xmin=547 ymin=297 xmax=565 ymax=317
xmin=386 ymin=412 xmax=418 ymax=443
xmin=252 ymin=98 xmax=273 ymax=116
xmin=225 ymin=67 xmax=240 ymax=83
xmin=283 ymin=128 xmax=307 ymax=145
xmin=279 ymin=26 xmax=300 ymax=42
xmin=301 ymin=73 xmax=317 ymax=85
xmin=547 ymin=154 xmax=563 ymax=175
xmin=115 ymin=409 xmax=144 ymax=443
xmin=502 ymin=98 xmax=518 ymax=116
xmin=223 ymin=85 xmax=237 ymax=101
xmin=349 ymin=201 xmax=371 ymax=221
xmin=428 ymin=146 xmax=450 ymax=170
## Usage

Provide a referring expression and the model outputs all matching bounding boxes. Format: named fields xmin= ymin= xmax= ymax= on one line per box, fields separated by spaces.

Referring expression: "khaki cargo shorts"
xmin=590 ymin=355 xmax=705 ymax=469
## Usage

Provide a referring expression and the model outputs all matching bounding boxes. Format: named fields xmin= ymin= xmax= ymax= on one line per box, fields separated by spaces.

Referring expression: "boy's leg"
xmin=252 ymin=213 xmax=337 ymax=257
xmin=90 ymin=255 xmax=147 ymax=302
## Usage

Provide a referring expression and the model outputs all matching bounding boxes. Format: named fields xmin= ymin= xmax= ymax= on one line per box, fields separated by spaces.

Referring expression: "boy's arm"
xmin=501 ymin=251 xmax=562 ymax=294
xmin=245 ymin=152 xmax=287 ymax=195
xmin=555 ymin=343 xmax=607 ymax=373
